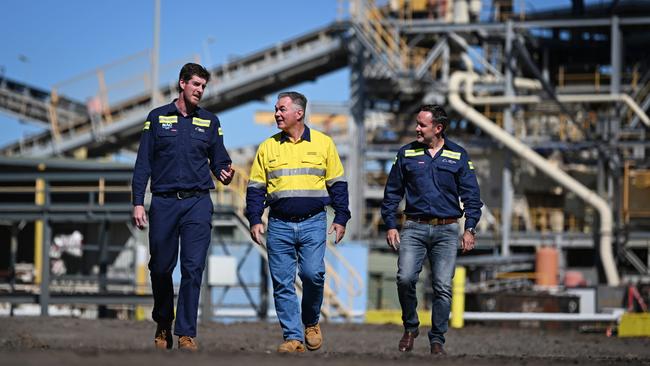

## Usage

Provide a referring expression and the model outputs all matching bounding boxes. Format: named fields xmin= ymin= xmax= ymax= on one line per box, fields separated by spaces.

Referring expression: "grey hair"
xmin=278 ymin=91 xmax=307 ymax=112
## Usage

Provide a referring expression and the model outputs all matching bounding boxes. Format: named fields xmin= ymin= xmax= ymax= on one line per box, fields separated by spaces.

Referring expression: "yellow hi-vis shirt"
xmin=245 ymin=126 xmax=348 ymax=225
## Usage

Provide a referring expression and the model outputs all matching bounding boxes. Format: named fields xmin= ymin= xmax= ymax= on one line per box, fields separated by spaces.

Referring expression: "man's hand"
xmin=133 ymin=205 xmax=147 ymax=230
xmin=219 ymin=165 xmax=235 ymax=185
xmin=250 ymin=223 xmax=265 ymax=246
xmin=328 ymin=223 xmax=346 ymax=244
xmin=461 ymin=229 xmax=475 ymax=253
xmin=386 ymin=228 xmax=400 ymax=251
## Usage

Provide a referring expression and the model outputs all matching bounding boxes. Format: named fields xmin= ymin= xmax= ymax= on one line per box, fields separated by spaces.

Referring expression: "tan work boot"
xmin=154 ymin=324 xmax=172 ymax=350
xmin=304 ymin=324 xmax=323 ymax=351
xmin=277 ymin=339 xmax=306 ymax=353
xmin=178 ymin=336 xmax=198 ymax=352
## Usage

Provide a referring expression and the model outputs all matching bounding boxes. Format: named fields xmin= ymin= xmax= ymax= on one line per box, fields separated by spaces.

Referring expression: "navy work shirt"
xmin=381 ymin=137 xmax=482 ymax=231
xmin=131 ymin=100 xmax=232 ymax=205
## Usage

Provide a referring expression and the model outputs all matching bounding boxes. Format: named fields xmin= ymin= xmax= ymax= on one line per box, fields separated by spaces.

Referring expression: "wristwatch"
xmin=466 ymin=228 xmax=476 ymax=236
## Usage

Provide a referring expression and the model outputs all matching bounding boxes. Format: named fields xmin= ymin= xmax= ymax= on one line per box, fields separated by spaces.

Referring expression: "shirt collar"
xmin=167 ymin=99 xmax=201 ymax=117
xmin=280 ymin=125 xmax=311 ymax=143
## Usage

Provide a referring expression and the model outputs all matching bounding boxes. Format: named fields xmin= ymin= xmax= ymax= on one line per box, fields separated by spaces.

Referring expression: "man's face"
xmin=415 ymin=111 xmax=442 ymax=145
xmin=274 ymin=96 xmax=303 ymax=132
xmin=179 ymin=75 xmax=207 ymax=107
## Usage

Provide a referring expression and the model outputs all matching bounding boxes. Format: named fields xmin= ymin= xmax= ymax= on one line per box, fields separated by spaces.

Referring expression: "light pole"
xmin=151 ymin=0 xmax=161 ymax=107
xmin=202 ymin=36 xmax=216 ymax=68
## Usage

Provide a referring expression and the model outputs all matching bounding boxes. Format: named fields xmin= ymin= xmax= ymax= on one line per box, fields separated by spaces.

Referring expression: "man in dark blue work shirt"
xmin=132 ymin=63 xmax=234 ymax=351
xmin=381 ymin=104 xmax=482 ymax=356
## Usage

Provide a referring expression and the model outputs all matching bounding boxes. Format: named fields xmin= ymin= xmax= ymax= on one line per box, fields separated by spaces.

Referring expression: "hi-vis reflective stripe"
xmin=247 ymin=180 xmax=266 ymax=190
xmin=267 ymin=168 xmax=326 ymax=180
xmin=326 ymin=175 xmax=346 ymax=187
xmin=268 ymin=189 xmax=329 ymax=201
xmin=192 ymin=117 xmax=211 ymax=127
xmin=218 ymin=127 xmax=223 ymax=136
xmin=393 ymin=156 xmax=398 ymax=165
xmin=159 ymin=116 xmax=178 ymax=124
xmin=404 ymin=148 xmax=425 ymax=157
xmin=441 ymin=149 xmax=461 ymax=160
xmin=468 ymin=161 xmax=475 ymax=170
xmin=143 ymin=121 xmax=151 ymax=130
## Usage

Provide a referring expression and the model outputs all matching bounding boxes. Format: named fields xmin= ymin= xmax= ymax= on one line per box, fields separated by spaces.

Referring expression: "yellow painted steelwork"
xmin=34 ymin=177 xmax=45 ymax=284
xmin=618 ymin=313 xmax=650 ymax=337
xmin=451 ymin=266 xmax=466 ymax=328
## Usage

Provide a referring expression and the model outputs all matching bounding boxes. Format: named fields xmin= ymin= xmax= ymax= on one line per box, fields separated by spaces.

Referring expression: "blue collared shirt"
xmin=131 ymin=100 xmax=231 ymax=205
xmin=381 ymin=137 xmax=482 ymax=230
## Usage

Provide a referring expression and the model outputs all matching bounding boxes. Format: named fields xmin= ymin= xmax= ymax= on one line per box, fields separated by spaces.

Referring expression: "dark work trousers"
xmin=148 ymin=193 xmax=213 ymax=337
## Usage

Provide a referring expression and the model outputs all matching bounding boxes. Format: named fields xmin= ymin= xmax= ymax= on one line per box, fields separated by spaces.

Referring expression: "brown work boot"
xmin=178 ymin=336 xmax=198 ymax=352
xmin=398 ymin=330 xmax=418 ymax=352
xmin=304 ymin=323 xmax=322 ymax=351
xmin=154 ymin=323 xmax=172 ymax=350
xmin=430 ymin=342 xmax=447 ymax=355
xmin=277 ymin=339 xmax=306 ymax=353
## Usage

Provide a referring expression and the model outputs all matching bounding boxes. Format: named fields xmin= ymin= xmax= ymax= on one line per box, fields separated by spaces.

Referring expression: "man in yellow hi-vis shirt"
xmin=245 ymin=91 xmax=350 ymax=353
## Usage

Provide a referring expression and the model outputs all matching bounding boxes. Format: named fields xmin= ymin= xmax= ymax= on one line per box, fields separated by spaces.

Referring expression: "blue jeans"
xmin=267 ymin=211 xmax=327 ymax=341
xmin=396 ymin=220 xmax=459 ymax=345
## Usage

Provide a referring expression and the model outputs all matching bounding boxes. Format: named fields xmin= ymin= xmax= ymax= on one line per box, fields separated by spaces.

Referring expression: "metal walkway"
xmin=0 ymin=21 xmax=351 ymax=157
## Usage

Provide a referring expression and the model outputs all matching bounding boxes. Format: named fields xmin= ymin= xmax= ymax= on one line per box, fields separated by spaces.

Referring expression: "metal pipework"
xmin=462 ymin=74 xmax=650 ymax=127
xmin=448 ymin=71 xmax=620 ymax=286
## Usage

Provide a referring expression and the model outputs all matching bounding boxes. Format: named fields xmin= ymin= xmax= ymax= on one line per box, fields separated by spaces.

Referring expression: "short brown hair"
xmin=178 ymin=63 xmax=210 ymax=92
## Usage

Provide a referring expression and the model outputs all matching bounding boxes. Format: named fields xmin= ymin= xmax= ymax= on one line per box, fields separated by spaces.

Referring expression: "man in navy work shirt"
xmin=245 ymin=91 xmax=350 ymax=353
xmin=132 ymin=63 xmax=234 ymax=351
xmin=381 ymin=104 xmax=482 ymax=356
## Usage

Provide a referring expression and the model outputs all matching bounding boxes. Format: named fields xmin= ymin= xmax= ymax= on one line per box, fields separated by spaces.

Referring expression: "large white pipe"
xmin=448 ymin=71 xmax=620 ymax=286
xmin=463 ymin=74 xmax=650 ymax=127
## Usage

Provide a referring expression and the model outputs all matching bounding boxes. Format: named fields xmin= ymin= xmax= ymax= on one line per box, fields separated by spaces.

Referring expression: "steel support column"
xmin=348 ymin=38 xmax=366 ymax=240
xmin=501 ymin=20 xmax=515 ymax=257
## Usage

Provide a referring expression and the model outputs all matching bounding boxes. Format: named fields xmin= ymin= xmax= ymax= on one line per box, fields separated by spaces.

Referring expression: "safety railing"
xmin=212 ymin=164 xmax=364 ymax=320
xmin=349 ymin=0 xmax=405 ymax=73
xmin=322 ymin=239 xmax=365 ymax=319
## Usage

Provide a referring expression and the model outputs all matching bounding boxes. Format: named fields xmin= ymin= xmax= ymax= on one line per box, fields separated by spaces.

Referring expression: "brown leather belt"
xmin=406 ymin=216 xmax=457 ymax=225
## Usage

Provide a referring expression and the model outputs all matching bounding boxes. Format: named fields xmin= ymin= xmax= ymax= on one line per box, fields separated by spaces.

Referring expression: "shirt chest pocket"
xmin=190 ymin=129 xmax=209 ymax=152
xmin=436 ymin=164 xmax=460 ymax=191
xmin=404 ymin=160 xmax=429 ymax=181
xmin=156 ymin=128 xmax=178 ymax=153
xmin=267 ymin=159 xmax=288 ymax=182
xmin=301 ymin=154 xmax=325 ymax=168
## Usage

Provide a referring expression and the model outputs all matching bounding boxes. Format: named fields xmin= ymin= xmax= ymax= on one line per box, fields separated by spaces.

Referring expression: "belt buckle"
xmin=429 ymin=218 xmax=439 ymax=225
xmin=176 ymin=191 xmax=183 ymax=200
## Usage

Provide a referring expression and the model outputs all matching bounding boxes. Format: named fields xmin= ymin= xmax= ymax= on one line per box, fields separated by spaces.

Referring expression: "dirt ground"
xmin=0 ymin=317 xmax=649 ymax=366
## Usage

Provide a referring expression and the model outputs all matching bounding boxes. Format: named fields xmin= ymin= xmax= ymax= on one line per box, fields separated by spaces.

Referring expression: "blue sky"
xmin=0 ymin=0 xmax=575 ymax=151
